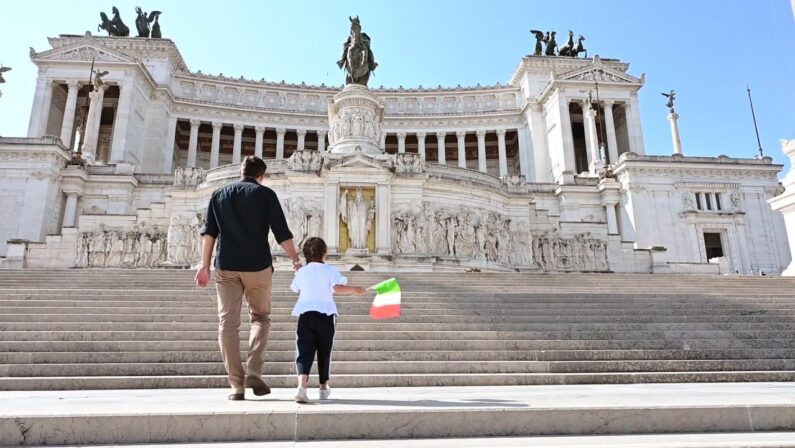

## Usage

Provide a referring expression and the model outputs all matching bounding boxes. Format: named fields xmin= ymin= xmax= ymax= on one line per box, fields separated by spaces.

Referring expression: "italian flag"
xmin=369 ymin=278 xmax=401 ymax=320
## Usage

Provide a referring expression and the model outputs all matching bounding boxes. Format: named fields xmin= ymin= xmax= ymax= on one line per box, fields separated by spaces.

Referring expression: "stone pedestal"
xmin=327 ymin=84 xmax=384 ymax=155
xmin=769 ymin=138 xmax=795 ymax=276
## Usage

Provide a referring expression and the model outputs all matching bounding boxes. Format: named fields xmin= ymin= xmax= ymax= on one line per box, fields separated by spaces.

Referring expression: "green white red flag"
xmin=369 ymin=278 xmax=401 ymax=320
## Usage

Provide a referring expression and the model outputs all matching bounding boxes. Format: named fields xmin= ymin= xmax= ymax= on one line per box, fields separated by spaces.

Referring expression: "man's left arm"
xmin=267 ymin=190 xmax=301 ymax=271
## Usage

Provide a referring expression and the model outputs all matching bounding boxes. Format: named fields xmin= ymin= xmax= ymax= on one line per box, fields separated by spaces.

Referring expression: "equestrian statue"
xmin=337 ymin=16 xmax=378 ymax=86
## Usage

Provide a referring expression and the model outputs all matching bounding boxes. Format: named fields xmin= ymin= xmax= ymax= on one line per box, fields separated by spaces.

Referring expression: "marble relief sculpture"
xmin=339 ymin=188 xmax=375 ymax=250
xmin=76 ymin=224 xmax=167 ymax=268
xmin=166 ymin=212 xmax=204 ymax=265
xmin=391 ymin=203 xmax=533 ymax=266
xmin=287 ymin=150 xmax=323 ymax=172
xmin=276 ymin=200 xmax=324 ymax=251
xmin=532 ymin=230 xmax=609 ymax=272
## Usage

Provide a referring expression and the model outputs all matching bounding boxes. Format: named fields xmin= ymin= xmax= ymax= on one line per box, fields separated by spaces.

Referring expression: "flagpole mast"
xmin=77 ymin=58 xmax=95 ymax=155
xmin=746 ymin=85 xmax=764 ymax=159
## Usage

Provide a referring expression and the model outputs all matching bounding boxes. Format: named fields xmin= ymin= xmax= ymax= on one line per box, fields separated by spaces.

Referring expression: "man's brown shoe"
xmin=245 ymin=376 xmax=271 ymax=396
xmin=228 ymin=386 xmax=245 ymax=401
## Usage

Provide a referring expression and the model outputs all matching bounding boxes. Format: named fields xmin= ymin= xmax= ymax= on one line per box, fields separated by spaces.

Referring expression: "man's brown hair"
xmin=242 ymin=156 xmax=267 ymax=178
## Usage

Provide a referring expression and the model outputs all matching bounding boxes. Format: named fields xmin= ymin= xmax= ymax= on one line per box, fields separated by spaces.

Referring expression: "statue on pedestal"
xmin=339 ymin=188 xmax=375 ymax=250
xmin=135 ymin=7 xmax=162 ymax=38
xmin=337 ymin=16 xmax=378 ymax=86
xmin=661 ymin=90 xmax=676 ymax=113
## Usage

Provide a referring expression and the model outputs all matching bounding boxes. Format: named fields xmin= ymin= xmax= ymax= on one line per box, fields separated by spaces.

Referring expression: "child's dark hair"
xmin=302 ymin=237 xmax=327 ymax=263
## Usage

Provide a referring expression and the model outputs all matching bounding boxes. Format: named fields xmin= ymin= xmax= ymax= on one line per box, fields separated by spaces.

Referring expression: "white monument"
xmin=0 ymin=26 xmax=790 ymax=274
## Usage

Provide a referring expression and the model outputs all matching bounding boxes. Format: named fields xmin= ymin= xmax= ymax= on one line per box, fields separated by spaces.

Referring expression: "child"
xmin=290 ymin=237 xmax=367 ymax=403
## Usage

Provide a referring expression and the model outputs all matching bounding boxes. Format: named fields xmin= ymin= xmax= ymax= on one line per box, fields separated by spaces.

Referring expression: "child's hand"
xmin=354 ymin=286 xmax=368 ymax=296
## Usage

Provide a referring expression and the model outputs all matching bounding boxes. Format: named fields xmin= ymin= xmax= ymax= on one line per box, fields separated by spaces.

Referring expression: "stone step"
xmin=4 ymin=348 xmax=795 ymax=364
xmin=1 ymin=384 xmax=794 ymax=446
xmin=2 ymin=338 xmax=789 ymax=353
xmin=4 ymin=306 xmax=794 ymax=318
xmin=2 ymin=313 xmax=795 ymax=324
xmin=3 ymin=371 xmax=795 ymax=391
xmin=4 ymin=321 xmax=795 ymax=332
xmin=81 ymin=433 xmax=795 ymax=448
xmin=4 ymin=329 xmax=794 ymax=342
xmin=5 ymin=359 xmax=795 ymax=377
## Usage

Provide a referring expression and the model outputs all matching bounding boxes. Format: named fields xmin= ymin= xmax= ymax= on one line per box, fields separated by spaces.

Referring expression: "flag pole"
xmin=746 ymin=85 xmax=764 ymax=159
xmin=77 ymin=58 xmax=95 ymax=155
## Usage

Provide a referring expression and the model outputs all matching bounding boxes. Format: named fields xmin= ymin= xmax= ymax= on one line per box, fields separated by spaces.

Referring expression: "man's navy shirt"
xmin=201 ymin=177 xmax=293 ymax=272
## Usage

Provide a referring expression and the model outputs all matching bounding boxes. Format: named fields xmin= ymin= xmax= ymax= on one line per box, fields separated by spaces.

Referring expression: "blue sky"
xmin=1 ymin=0 xmax=793 ymax=172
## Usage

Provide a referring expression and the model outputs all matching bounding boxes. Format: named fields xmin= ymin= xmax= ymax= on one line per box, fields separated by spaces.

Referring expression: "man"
xmin=195 ymin=155 xmax=301 ymax=401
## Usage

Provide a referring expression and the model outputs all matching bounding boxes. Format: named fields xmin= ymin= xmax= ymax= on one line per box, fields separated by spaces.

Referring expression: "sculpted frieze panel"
xmin=272 ymin=199 xmax=324 ymax=251
xmin=287 ymin=150 xmax=323 ymax=172
xmin=391 ymin=203 xmax=532 ymax=266
xmin=532 ymin=230 xmax=609 ymax=272
xmin=166 ymin=212 xmax=205 ymax=265
xmin=76 ymin=224 xmax=168 ymax=268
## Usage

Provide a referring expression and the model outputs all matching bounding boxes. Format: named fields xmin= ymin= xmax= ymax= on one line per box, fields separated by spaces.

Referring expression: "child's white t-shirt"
xmin=290 ymin=262 xmax=348 ymax=316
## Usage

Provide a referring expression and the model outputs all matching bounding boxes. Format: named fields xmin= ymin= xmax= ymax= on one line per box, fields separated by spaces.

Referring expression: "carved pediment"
xmin=324 ymin=153 xmax=391 ymax=172
xmin=34 ymin=44 xmax=134 ymax=64
xmin=557 ymin=56 xmax=643 ymax=85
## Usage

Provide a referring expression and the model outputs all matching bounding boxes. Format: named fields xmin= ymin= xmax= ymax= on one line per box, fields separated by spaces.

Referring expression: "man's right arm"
xmin=196 ymin=196 xmax=219 ymax=287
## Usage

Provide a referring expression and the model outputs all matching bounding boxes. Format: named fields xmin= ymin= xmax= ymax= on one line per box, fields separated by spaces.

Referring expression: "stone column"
xmin=275 ymin=128 xmax=286 ymax=159
xmin=161 ymin=116 xmax=178 ymax=173
xmin=210 ymin=121 xmax=222 ymax=168
xmin=59 ymin=80 xmax=81 ymax=149
xmin=397 ymin=132 xmax=406 ymax=154
xmin=186 ymin=119 xmax=200 ymax=168
xmin=376 ymin=184 xmax=391 ymax=255
xmin=436 ymin=132 xmax=446 ymax=165
xmin=668 ymin=112 xmax=683 ymax=155
xmin=27 ymin=78 xmax=54 ymax=138
xmin=559 ymin=98 xmax=576 ymax=174
xmin=296 ymin=129 xmax=307 ymax=151
xmin=497 ymin=129 xmax=508 ymax=177
xmin=110 ymin=80 xmax=133 ymax=162
xmin=232 ymin=124 xmax=244 ymax=164
xmin=82 ymin=85 xmax=109 ymax=164
xmin=62 ymin=193 xmax=79 ymax=228
xmin=417 ymin=132 xmax=426 ymax=160
xmin=456 ymin=131 xmax=467 ymax=168
xmin=603 ymin=100 xmax=619 ymax=164
xmin=254 ymin=126 xmax=265 ymax=158
xmin=529 ymin=104 xmax=552 ymax=182
xmin=380 ymin=132 xmax=387 ymax=151
xmin=517 ymin=126 xmax=531 ymax=179
xmin=626 ymin=95 xmax=646 ymax=155
xmin=324 ymin=183 xmax=340 ymax=254
xmin=599 ymin=178 xmax=621 ymax=236
xmin=584 ymin=105 xmax=600 ymax=175
xmin=318 ymin=131 xmax=326 ymax=152
xmin=476 ymin=130 xmax=487 ymax=173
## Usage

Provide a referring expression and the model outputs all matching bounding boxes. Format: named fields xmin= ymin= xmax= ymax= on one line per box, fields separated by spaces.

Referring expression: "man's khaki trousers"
xmin=215 ymin=268 xmax=273 ymax=389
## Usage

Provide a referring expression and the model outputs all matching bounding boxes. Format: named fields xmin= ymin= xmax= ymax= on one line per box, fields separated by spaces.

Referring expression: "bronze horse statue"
xmin=337 ymin=16 xmax=378 ymax=86
xmin=559 ymin=30 xmax=576 ymax=56
xmin=560 ymin=31 xmax=587 ymax=58
xmin=98 ymin=7 xmax=129 ymax=37
xmin=574 ymin=35 xmax=587 ymax=58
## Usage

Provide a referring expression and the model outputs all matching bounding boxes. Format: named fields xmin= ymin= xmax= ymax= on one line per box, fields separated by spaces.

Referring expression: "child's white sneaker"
xmin=319 ymin=386 xmax=331 ymax=400
xmin=294 ymin=387 xmax=309 ymax=404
